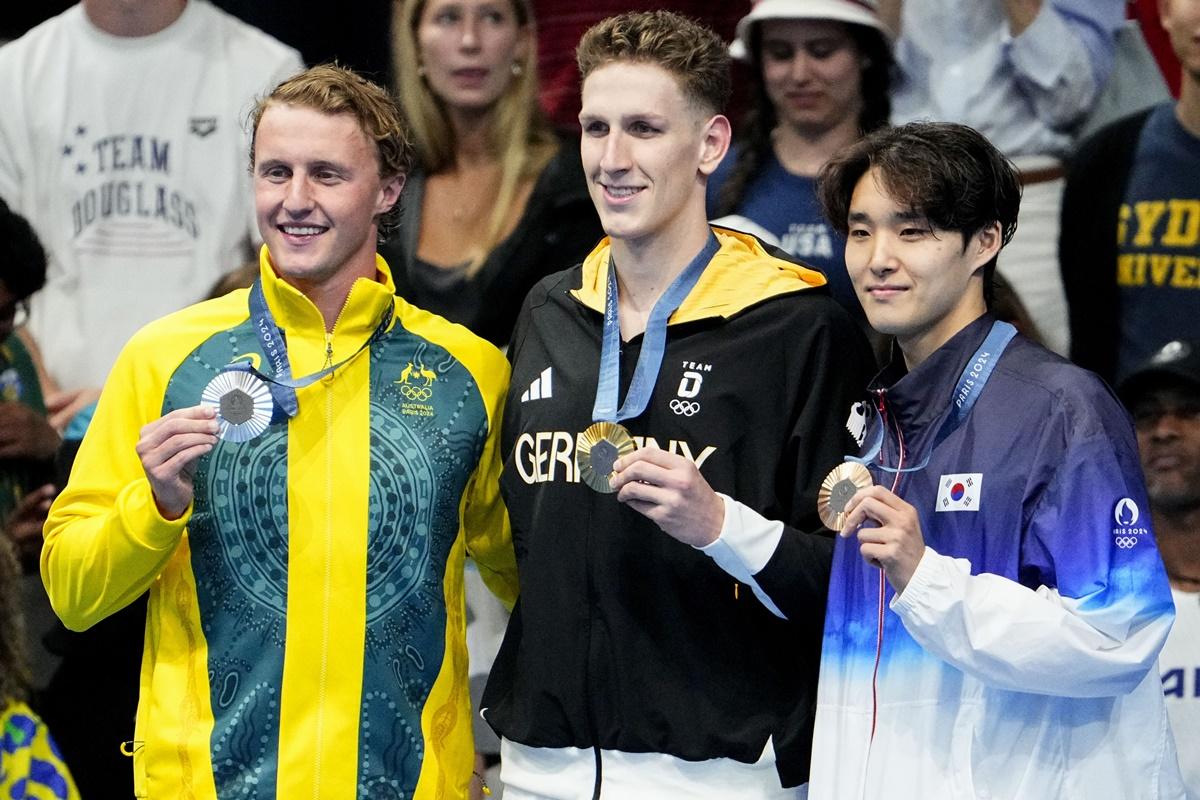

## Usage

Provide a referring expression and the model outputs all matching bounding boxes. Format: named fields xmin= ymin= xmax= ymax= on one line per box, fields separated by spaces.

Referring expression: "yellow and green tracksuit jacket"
xmin=41 ymin=250 xmax=517 ymax=799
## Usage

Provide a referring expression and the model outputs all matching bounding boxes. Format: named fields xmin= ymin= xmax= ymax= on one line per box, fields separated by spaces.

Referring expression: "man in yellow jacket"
xmin=41 ymin=64 xmax=517 ymax=800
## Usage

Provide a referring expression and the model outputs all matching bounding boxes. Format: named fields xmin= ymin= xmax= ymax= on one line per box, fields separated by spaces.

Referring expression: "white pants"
xmin=499 ymin=737 xmax=805 ymax=800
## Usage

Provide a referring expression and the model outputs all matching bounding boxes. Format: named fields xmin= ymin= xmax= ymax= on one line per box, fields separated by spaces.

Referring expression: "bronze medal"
xmin=576 ymin=421 xmax=636 ymax=493
xmin=818 ymin=461 xmax=874 ymax=531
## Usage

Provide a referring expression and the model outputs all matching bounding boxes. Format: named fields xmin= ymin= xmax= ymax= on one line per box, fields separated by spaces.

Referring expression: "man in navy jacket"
xmin=806 ymin=121 xmax=1184 ymax=799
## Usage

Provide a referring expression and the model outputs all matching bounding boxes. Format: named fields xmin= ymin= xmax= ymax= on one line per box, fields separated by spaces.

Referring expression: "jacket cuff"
xmin=888 ymin=546 xmax=963 ymax=620
xmin=697 ymin=493 xmax=783 ymax=576
xmin=118 ymin=478 xmax=192 ymax=550
xmin=1006 ymin=6 xmax=1081 ymax=89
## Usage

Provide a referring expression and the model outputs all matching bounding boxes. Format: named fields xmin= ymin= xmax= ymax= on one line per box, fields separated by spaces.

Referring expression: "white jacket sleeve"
xmin=889 ymin=392 xmax=1176 ymax=699
xmin=891 ymin=546 xmax=1173 ymax=697
xmin=697 ymin=494 xmax=787 ymax=619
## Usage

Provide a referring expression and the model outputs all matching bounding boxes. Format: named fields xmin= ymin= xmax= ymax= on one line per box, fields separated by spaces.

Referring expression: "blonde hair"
xmin=394 ymin=0 xmax=558 ymax=275
xmin=576 ymin=11 xmax=732 ymax=116
xmin=249 ymin=64 xmax=415 ymax=241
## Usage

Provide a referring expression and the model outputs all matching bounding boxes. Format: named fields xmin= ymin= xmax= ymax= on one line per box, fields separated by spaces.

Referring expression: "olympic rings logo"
xmin=400 ymin=385 xmax=432 ymax=401
xmin=1114 ymin=535 xmax=1139 ymax=549
xmin=669 ymin=399 xmax=700 ymax=416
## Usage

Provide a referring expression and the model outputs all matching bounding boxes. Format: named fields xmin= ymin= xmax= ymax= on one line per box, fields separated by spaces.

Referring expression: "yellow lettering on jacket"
xmin=1132 ymin=201 xmax=1168 ymax=247
xmin=1151 ymin=254 xmax=1173 ymax=286
xmin=1118 ymin=253 xmax=1145 ymax=286
xmin=1171 ymin=256 xmax=1199 ymax=288
xmin=1118 ymin=253 xmax=1200 ymax=288
xmin=1163 ymin=200 xmax=1200 ymax=247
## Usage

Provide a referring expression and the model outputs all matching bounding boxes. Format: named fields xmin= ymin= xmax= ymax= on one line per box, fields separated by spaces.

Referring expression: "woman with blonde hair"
xmin=387 ymin=0 xmax=600 ymax=347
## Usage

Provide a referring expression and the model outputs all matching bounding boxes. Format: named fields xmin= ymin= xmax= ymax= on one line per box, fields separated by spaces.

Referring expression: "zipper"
xmin=864 ymin=386 xmax=892 ymax=796
xmin=312 ymin=372 xmax=335 ymax=800
xmin=312 ymin=303 xmax=346 ymax=798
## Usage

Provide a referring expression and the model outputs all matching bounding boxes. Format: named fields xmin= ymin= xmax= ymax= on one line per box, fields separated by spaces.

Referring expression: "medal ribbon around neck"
xmin=848 ymin=320 xmax=1017 ymax=474
xmin=576 ymin=234 xmax=720 ymax=492
xmin=223 ymin=278 xmax=394 ymax=418
xmin=591 ymin=233 xmax=720 ymax=424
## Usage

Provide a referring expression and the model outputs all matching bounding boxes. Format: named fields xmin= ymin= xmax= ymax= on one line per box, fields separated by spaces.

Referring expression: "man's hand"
xmin=0 ymin=402 xmax=59 ymax=460
xmin=5 ymin=482 xmax=55 ymax=570
xmin=135 ymin=406 xmax=219 ymax=520
xmin=610 ymin=444 xmax=724 ymax=547
xmin=45 ymin=387 xmax=102 ymax=432
xmin=841 ymin=485 xmax=926 ymax=594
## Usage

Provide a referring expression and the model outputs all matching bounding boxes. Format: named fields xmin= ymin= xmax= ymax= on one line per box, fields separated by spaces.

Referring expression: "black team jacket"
xmin=481 ymin=228 xmax=875 ymax=788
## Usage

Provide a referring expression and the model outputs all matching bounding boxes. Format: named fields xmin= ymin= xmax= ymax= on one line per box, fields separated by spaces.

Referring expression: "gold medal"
xmin=576 ymin=421 xmax=636 ymax=493
xmin=818 ymin=461 xmax=874 ymax=531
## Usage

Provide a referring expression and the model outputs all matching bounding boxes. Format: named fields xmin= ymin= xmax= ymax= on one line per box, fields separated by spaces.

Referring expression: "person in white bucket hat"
xmin=709 ymin=0 xmax=892 ymax=332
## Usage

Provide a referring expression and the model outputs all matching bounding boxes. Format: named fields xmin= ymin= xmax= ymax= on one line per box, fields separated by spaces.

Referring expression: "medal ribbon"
xmin=224 ymin=278 xmax=394 ymax=418
xmin=591 ymin=234 xmax=720 ymax=423
xmin=848 ymin=320 xmax=1017 ymax=474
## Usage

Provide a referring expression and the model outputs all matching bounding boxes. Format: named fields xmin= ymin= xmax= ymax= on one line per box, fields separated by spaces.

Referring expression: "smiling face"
xmin=254 ymin=103 xmax=404 ymax=295
xmin=416 ymin=0 xmax=528 ymax=114
xmin=845 ymin=167 xmax=998 ymax=365
xmin=579 ymin=61 xmax=728 ymax=251
xmin=759 ymin=18 xmax=864 ymax=137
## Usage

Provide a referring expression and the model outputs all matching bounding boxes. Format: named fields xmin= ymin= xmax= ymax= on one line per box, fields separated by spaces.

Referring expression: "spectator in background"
xmin=708 ymin=0 xmax=893 ymax=324
xmin=533 ymin=1 xmax=750 ymax=132
xmin=879 ymin=0 xmax=1127 ymax=357
xmin=0 ymin=0 xmax=303 ymax=427
xmin=0 ymin=200 xmax=65 ymax=759
xmin=0 ymin=199 xmax=58 ymax=563
xmin=386 ymin=0 xmax=601 ymax=349
xmin=1061 ymin=0 xmax=1200 ymax=385
xmin=0 ymin=535 xmax=79 ymax=800
xmin=1119 ymin=339 xmax=1200 ymax=799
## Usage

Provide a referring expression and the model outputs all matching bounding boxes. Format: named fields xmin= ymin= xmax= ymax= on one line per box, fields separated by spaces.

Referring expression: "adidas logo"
xmin=520 ymin=367 xmax=552 ymax=402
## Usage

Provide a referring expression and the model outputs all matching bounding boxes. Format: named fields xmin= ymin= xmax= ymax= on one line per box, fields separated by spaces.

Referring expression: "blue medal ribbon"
xmin=849 ymin=320 xmax=1017 ymax=474
xmin=222 ymin=279 xmax=393 ymax=418
xmin=591 ymin=234 xmax=721 ymax=423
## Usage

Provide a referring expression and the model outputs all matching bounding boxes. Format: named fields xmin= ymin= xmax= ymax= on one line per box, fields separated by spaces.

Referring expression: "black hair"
xmin=0 ymin=197 xmax=48 ymax=301
xmin=817 ymin=121 xmax=1021 ymax=305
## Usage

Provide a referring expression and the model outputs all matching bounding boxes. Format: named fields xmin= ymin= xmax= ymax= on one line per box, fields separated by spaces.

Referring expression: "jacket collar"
xmin=257 ymin=245 xmax=397 ymax=341
xmin=570 ymin=227 xmax=828 ymax=325
xmin=873 ymin=312 xmax=998 ymax=432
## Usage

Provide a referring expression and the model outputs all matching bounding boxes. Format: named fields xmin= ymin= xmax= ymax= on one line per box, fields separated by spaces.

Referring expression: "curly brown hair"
xmin=248 ymin=63 xmax=415 ymax=242
xmin=0 ymin=534 xmax=30 ymax=704
xmin=576 ymin=11 xmax=732 ymax=116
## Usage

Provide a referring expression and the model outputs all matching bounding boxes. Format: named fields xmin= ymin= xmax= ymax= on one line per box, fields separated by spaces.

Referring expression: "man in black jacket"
xmin=481 ymin=10 xmax=874 ymax=798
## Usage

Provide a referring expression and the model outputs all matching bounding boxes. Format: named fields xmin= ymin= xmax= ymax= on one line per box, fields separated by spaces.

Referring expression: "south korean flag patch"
xmin=937 ymin=473 xmax=982 ymax=512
